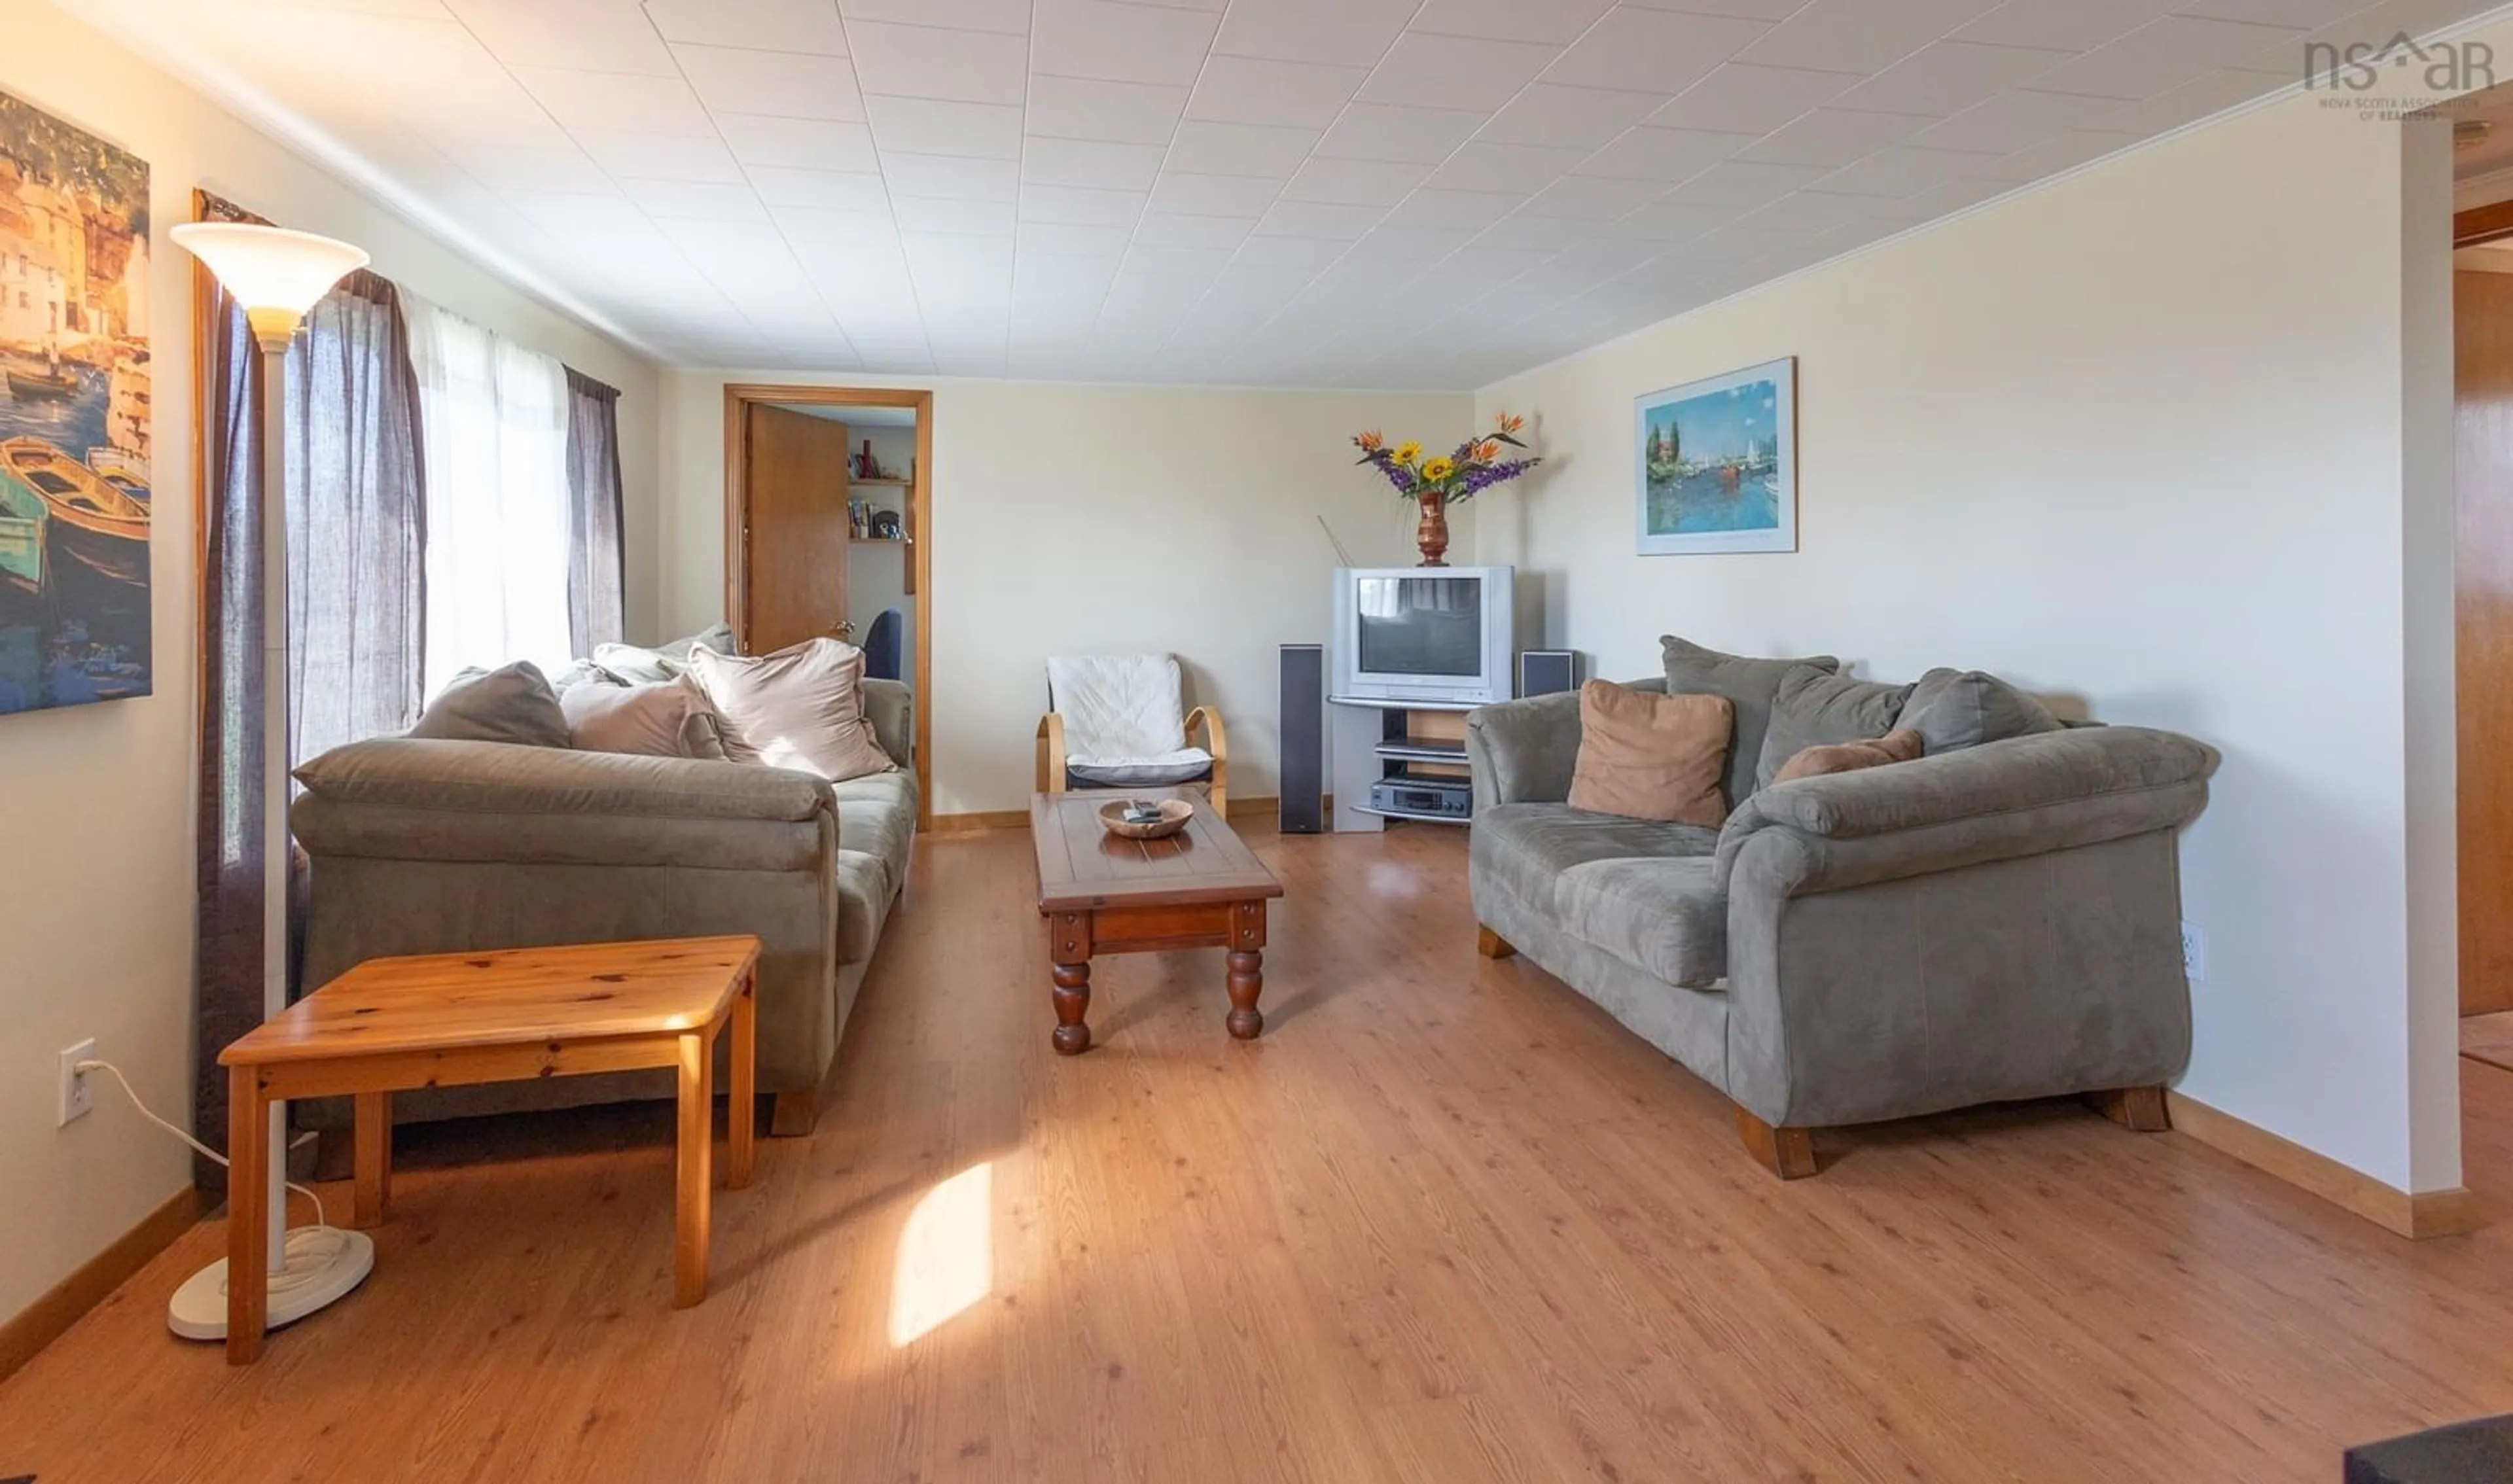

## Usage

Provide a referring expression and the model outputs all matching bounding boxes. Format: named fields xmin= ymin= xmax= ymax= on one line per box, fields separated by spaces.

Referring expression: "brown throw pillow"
xmin=1772 ymin=728 xmax=1924 ymax=785
xmin=1566 ymin=679 xmax=1733 ymax=826
xmin=560 ymin=678 xmax=729 ymax=760
xmin=407 ymin=662 xmax=571 ymax=749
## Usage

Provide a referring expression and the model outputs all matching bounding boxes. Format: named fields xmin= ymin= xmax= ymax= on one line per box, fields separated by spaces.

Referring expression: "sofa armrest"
xmin=1466 ymin=692 xmax=1583 ymax=806
xmin=863 ymin=677 xmax=914 ymax=770
xmin=1713 ymin=726 xmax=2215 ymax=896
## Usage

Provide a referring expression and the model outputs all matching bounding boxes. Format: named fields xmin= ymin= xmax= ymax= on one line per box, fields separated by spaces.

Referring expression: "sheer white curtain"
xmin=406 ymin=294 xmax=575 ymax=697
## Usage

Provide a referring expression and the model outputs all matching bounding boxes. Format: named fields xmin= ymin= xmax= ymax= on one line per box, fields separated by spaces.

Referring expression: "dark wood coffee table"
xmin=1030 ymin=788 xmax=1284 ymax=1053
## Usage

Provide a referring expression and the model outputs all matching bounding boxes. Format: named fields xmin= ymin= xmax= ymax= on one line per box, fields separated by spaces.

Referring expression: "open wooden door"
xmin=2459 ymin=268 xmax=2513 ymax=1015
xmin=743 ymin=403 xmax=853 ymax=654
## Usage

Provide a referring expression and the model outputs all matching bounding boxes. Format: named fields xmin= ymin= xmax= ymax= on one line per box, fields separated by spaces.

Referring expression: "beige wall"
xmin=1474 ymin=80 xmax=2460 ymax=1194
xmin=657 ymin=373 xmax=1470 ymax=815
xmin=0 ymin=0 xmax=656 ymax=1326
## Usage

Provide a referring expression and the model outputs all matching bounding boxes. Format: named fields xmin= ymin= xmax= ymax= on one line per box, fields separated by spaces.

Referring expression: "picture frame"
xmin=1633 ymin=356 xmax=1796 ymax=557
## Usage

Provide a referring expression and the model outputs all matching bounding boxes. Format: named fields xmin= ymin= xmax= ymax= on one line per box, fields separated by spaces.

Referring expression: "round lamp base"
xmin=167 ymin=1227 xmax=374 ymax=1341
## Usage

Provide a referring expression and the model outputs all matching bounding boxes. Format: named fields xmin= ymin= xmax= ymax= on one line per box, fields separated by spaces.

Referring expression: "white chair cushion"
xmin=1066 ymin=747 xmax=1213 ymax=788
xmin=1046 ymin=653 xmax=1187 ymax=760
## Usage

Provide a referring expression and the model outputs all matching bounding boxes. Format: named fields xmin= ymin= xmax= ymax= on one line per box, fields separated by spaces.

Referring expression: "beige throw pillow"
xmin=1772 ymin=728 xmax=1924 ymax=784
xmin=1566 ymin=679 xmax=1733 ymax=826
xmin=560 ymin=678 xmax=728 ymax=760
xmin=686 ymin=638 xmax=896 ymax=782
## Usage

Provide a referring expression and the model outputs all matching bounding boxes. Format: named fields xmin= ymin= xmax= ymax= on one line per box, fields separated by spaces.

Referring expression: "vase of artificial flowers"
xmin=1352 ymin=413 xmax=1542 ymax=566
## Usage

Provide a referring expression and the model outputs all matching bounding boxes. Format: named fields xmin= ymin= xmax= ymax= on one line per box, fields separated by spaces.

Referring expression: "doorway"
xmin=724 ymin=383 xmax=934 ymax=827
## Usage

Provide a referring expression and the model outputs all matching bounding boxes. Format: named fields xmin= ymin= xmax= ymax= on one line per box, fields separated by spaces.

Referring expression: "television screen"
xmin=1356 ymin=575 xmax=1484 ymax=677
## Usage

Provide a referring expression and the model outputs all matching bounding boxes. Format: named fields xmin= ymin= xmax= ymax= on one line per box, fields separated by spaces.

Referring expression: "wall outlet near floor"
xmin=2180 ymin=922 xmax=2206 ymax=983
xmin=57 ymin=1038 xmax=95 ymax=1126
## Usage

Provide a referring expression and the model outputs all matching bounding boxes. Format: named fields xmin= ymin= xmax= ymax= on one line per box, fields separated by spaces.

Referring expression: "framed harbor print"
xmin=0 ymin=89 xmax=151 ymax=714
xmin=1634 ymin=356 xmax=1794 ymax=556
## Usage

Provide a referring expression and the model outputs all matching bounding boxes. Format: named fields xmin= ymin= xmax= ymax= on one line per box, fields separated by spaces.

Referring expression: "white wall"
xmin=657 ymin=373 xmax=1470 ymax=814
xmin=0 ymin=0 xmax=656 ymax=1326
xmin=1474 ymin=79 xmax=2463 ymax=1193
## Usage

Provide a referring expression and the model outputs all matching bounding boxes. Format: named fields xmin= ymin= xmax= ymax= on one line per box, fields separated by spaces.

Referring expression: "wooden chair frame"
xmin=1036 ymin=705 xmax=1228 ymax=814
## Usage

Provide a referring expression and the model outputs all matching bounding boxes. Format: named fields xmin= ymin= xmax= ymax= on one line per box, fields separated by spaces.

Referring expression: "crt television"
xmin=1330 ymin=565 xmax=1516 ymax=706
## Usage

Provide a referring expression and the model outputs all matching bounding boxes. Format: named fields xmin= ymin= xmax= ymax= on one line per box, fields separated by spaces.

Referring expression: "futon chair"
xmin=863 ymin=607 xmax=903 ymax=682
xmin=1035 ymin=653 xmax=1228 ymax=812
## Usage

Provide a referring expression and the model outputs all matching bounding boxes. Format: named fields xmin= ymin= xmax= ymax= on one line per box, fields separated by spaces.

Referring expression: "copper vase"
xmin=1414 ymin=491 xmax=1450 ymax=567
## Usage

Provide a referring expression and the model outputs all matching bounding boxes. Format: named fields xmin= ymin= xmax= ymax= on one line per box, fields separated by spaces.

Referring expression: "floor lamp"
xmin=165 ymin=222 xmax=375 ymax=1341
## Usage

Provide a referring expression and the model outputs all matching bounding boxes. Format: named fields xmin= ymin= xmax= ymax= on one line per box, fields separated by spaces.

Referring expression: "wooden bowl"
xmin=1098 ymin=798 xmax=1194 ymax=840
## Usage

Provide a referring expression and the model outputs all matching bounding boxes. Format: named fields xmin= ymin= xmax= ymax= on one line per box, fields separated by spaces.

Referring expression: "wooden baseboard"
xmin=2166 ymin=1091 xmax=2478 ymax=1239
xmin=0 ymin=1186 xmax=200 ymax=1382
xmin=932 ymin=795 xmax=1288 ymax=833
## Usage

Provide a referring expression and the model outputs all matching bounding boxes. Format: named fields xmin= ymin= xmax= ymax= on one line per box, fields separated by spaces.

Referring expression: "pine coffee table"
xmin=1030 ymin=787 xmax=1285 ymax=1053
xmin=215 ymin=936 xmax=762 ymax=1364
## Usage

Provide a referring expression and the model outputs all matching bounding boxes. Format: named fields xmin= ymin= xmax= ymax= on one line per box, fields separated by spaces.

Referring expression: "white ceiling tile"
xmin=571 ymin=130 xmax=747 ymax=181
xmin=1471 ymin=211 xmax=1578 ymax=249
xmin=671 ymin=45 xmax=866 ymax=121
xmin=1521 ymin=175 xmax=1643 ymax=219
xmin=1188 ymin=56 xmax=1368 ymax=127
xmin=1166 ymin=120 xmax=1323 ymax=175
xmin=1961 ymin=128 xmax=2140 ymax=183
xmin=1132 ymin=213 xmax=1257 ymax=248
xmin=1862 ymin=174 xmax=2010 ymax=221
xmin=1662 ymin=159 xmax=1830 ymax=207
xmin=1478 ymin=84 xmax=1668 ymax=150
xmin=448 ymin=145 xmax=612 ymax=194
xmin=884 ymin=152 xmax=1022 ymax=201
xmin=1025 ymin=77 xmax=1190 ymax=144
xmin=1738 ymin=0 xmax=2005 ymax=73
xmin=1573 ymin=126 xmax=1756 ymax=183
xmin=1673 ymin=222 xmax=1815 ymax=262
xmin=1015 ymin=251 xmax=1121 ymax=294
xmin=1283 ymin=157 xmax=1433 ymax=206
xmin=1541 ymin=9 xmax=1770 ymax=95
xmin=647 ymin=0 xmax=853 ymax=53
xmin=1020 ymin=225 xmax=1135 ymax=257
xmin=1952 ymin=0 xmax=2175 ymax=51
xmin=502 ymin=188 xmax=650 ymax=233
xmin=716 ymin=115 xmax=880 ymax=172
xmin=1422 ymin=244 xmax=1559 ymax=281
xmin=893 ymin=196 xmax=1018 ymax=234
xmin=749 ymin=166 xmax=893 ymax=209
xmin=1809 ymin=145 xmax=1986 ymax=197
xmin=1380 ymin=188 xmax=1526 ymax=231
xmin=1645 ymin=63 xmax=1861 ymax=133
xmin=1213 ymin=0 xmax=1419 ymax=63
xmin=1828 ymin=41 xmax=2076 ymax=119
xmin=2026 ymin=16 xmax=2300 ymax=100
xmin=839 ymin=0 xmax=1032 ymax=33
xmin=1035 ymin=0 xmax=1223 ymax=84
xmin=2086 ymin=69 xmax=2279 ymax=135
xmin=1020 ymin=185 xmax=1150 ymax=225
xmin=770 ymin=205 xmax=899 ymax=243
xmin=1253 ymin=199 xmax=1388 ymax=238
xmin=449 ymin=0 xmax=675 ymax=73
xmin=1362 ymin=33 xmax=1559 ymax=109
xmin=1317 ymin=103 xmax=1488 ymax=164
xmin=512 ymin=67 xmax=715 ymax=135
xmin=864 ymin=96 xmax=1025 ymax=158
xmin=1739 ymin=108 xmax=1933 ymax=167
xmin=1423 ymin=141 xmax=1592 ymax=193
xmin=1604 ymin=197 xmax=1745 ymax=241
xmin=1230 ymin=234 xmax=1352 ymax=267
xmin=1124 ymin=243 xmax=1238 ymax=275
xmin=904 ymin=230 xmax=1016 ymax=276
xmin=1024 ymin=138 xmax=1169 ymax=192
xmin=1149 ymin=171 xmax=1287 ymax=215
xmin=1907 ymin=88 xmax=2118 ymax=155
xmin=1410 ymin=0 xmax=1616 ymax=44
xmin=2176 ymin=0 xmax=2366 ymax=27
xmin=618 ymin=177 xmax=770 ymax=219
xmin=846 ymin=20 xmax=1029 ymax=103
xmin=1345 ymin=226 xmax=1476 ymax=261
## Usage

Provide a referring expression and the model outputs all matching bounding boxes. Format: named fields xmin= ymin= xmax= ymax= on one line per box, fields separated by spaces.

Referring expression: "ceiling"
xmin=65 ymin=0 xmax=2511 ymax=388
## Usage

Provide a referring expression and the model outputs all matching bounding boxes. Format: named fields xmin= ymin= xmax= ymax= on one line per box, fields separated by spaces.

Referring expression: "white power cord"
xmin=80 ymin=1059 xmax=354 ymax=1298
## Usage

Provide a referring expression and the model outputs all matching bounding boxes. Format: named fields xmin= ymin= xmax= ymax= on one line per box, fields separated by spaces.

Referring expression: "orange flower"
xmin=1476 ymin=440 xmax=1501 ymax=461
xmin=1355 ymin=429 xmax=1383 ymax=451
xmin=1495 ymin=411 xmax=1525 ymax=434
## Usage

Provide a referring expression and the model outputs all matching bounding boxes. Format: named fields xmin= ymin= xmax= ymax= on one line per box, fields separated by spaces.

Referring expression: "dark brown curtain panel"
xmin=194 ymin=191 xmax=427 ymax=1185
xmin=563 ymin=368 xmax=626 ymax=656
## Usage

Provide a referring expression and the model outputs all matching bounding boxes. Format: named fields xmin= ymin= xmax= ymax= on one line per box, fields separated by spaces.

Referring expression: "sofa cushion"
xmin=837 ymin=796 xmax=915 ymax=900
xmin=1772 ymin=727 xmax=1924 ymax=785
xmin=594 ymin=622 xmax=737 ymax=684
xmin=1659 ymin=636 xmax=1841 ymax=813
xmin=561 ymin=677 xmax=728 ymax=760
xmin=1897 ymin=668 xmax=2063 ymax=754
xmin=1471 ymin=801 xmax=1719 ymax=913
xmin=689 ymin=638 xmax=898 ymax=783
xmin=1755 ymin=665 xmax=1916 ymax=789
xmin=1556 ymin=856 xmax=1727 ymax=989
xmin=834 ymin=849 xmax=895 ymax=966
xmin=409 ymin=662 xmax=571 ymax=749
xmin=1566 ymin=680 xmax=1730 ymax=826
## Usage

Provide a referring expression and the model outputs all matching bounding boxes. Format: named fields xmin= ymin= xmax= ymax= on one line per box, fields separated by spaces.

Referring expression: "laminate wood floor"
xmin=5 ymin=822 xmax=2510 ymax=1482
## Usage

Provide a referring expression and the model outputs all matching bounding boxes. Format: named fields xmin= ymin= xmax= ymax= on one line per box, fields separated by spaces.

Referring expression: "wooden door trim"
xmin=725 ymin=383 xmax=935 ymax=831
xmin=2458 ymin=200 xmax=2513 ymax=249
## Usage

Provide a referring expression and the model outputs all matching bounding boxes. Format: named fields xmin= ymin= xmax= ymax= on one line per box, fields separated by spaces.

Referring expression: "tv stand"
xmin=1328 ymin=696 xmax=1480 ymax=832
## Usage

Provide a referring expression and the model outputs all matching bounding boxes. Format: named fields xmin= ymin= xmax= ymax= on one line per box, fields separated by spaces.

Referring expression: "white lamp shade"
xmin=170 ymin=222 xmax=369 ymax=338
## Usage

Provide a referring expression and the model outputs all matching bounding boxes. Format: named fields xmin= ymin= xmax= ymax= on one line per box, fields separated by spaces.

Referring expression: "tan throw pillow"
xmin=686 ymin=638 xmax=897 ymax=782
xmin=1772 ymin=727 xmax=1924 ymax=785
xmin=1566 ymin=679 xmax=1733 ymax=826
xmin=560 ymin=678 xmax=728 ymax=760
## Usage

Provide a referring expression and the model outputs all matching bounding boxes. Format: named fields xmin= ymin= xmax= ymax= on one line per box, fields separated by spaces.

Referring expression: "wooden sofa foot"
xmin=1733 ymin=1104 xmax=1818 ymax=1180
xmin=1476 ymin=925 xmax=1516 ymax=960
xmin=2086 ymin=1086 xmax=2171 ymax=1132
xmin=769 ymin=1090 xmax=819 ymax=1138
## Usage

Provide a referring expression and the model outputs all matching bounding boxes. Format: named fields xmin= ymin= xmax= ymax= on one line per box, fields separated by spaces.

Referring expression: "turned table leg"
xmin=1052 ymin=963 xmax=1092 ymax=1055
xmin=1226 ymin=951 xmax=1264 ymax=1039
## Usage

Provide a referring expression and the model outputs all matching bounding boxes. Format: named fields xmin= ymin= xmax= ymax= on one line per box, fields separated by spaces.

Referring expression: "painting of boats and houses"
xmin=1635 ymin=357 xmax=1795 ymax=556
xmin=0 ymin=88 xmax=149 ymax=715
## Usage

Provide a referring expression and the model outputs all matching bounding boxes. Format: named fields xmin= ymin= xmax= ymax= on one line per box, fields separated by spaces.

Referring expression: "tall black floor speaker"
xmin=1279 ymin=644 xmax=1325 ymax=834
xmin=1518 ymin=649 xmax=1579 ymax=698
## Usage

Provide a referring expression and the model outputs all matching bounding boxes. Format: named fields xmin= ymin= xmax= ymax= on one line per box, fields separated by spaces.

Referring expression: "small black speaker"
xmin=1279 ymin=645 xmax=1325 ymax=834
xmin=1517 ymin=649 xmax=1578 ymax=698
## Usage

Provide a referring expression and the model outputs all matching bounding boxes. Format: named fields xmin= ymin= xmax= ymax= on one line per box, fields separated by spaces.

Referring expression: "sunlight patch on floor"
xmin=888 ymin=1161 xmax=992 ymax=1347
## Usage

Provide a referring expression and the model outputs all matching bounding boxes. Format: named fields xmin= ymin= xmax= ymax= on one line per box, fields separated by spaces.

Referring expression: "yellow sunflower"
xmin=1393 ymin=440 xmax=1423 ymax=465
xmin=1420 ymin=455 xmax=1455 ymax=482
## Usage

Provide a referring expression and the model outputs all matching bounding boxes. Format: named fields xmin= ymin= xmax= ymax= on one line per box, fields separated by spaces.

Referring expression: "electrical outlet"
xmin=57 ymin=1039 xmax=94 ymax=1126
xmin=2180 ymin=922 xmax=2206 ymax=983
